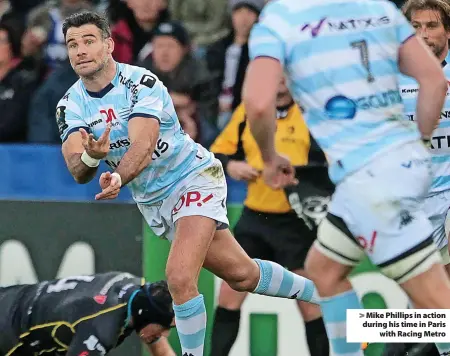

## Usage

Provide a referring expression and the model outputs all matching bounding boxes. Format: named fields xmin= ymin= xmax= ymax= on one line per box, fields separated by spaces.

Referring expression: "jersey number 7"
xmin=351 ymin=39 xmax=375 ymax=83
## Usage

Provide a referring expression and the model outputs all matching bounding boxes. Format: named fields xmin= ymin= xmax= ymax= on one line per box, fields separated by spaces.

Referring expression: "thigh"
xmin=330 ymin=142 xmax=434 ymax=267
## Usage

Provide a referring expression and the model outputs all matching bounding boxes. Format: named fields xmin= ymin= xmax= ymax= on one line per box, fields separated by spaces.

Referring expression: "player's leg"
xmin=165 ymin=215 xmax=216 ymax=356
xmin=305 ymin=215 xmax=365 ymax=356
xmin=210 ymin=210 xmax=273 ymax=356
xmin=272 ymin=213 xmax=329 ymax=356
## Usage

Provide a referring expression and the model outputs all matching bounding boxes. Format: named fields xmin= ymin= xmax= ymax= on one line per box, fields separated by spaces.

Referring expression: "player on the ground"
xmin=209 ymin=79 xmax=332 ymax=356
xmin=57 ymin=11 xmax=321 ymax=356
xmin=0 ymin=272 xmax=175 ymax=356
xmin=243 ymin=0 xmax=450 ymax=355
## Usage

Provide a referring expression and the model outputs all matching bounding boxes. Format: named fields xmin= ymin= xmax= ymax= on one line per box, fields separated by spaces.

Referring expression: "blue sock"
xmin=252 ymin=259 xmax=320 ymax=304
xmin=321 ymin=290 xmax=363 ymax=356
xmin=173 ymin=294 xmax=206 ymax=356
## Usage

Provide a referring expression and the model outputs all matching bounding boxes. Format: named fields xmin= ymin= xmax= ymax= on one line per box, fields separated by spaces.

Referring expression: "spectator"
xmin=138 ymin=21 xmax=220 ymax=144
xmin=217 ymin=0 xmax=263 ymax=129
xmin=0 ymin=23 xmax=37 ymax=142
xmin=21 ymin=0 xmax=93 ymax=73
xmin=169 ymin=0 xmax=231 ymax=64
xmin=0 ymin=0 xmax=25 ymax=34
xmin=27 ymin=59 xmax=78 ymax=144
xmin=111 ymin=0 xmax=169 ymax=64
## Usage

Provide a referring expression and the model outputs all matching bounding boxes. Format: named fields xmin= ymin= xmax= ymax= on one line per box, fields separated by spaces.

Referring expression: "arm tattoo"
xmin=66 ymin=153 xmax=98 ymax=184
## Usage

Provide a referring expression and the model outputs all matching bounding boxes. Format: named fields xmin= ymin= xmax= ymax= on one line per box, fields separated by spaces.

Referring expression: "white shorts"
xmin=137 ymin=159 xmax=229 ymax=242
xmin=327 ymin=141 xmax=435 ymax=266
xmin=423 ymin=190 xmax=450 ymax=250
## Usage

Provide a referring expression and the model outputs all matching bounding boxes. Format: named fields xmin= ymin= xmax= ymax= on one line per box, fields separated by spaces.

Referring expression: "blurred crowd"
xmin=0 ymin=0 xmax=405 ymax=147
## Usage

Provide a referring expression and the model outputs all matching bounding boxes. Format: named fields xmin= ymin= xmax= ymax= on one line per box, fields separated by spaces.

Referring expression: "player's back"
xmin=251 ymin=0 xmax=420 ymax=183
xmin=28 ymin=272 xmax=141 ymax=326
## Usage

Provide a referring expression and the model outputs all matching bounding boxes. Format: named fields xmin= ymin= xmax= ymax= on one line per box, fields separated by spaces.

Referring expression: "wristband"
xmin=81 ymin=150 xmax=101 ymax=167
xmin=111 ymin=172 xmax=122 ymax=187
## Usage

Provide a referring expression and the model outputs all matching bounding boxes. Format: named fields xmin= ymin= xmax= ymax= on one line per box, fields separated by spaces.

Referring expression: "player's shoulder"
xmin=56 ymin=79 xmax=84 ymax=112
xmin=117 ymin=62 xmax=161 ymax=91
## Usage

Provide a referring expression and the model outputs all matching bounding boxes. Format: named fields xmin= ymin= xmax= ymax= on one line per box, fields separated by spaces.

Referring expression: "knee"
xmin=304 ymin=248 xmax=350 ymax=296
xmin=165 ymin=264 xmax=198 ymax=298
xmin=225 ymin=260 xmax=260 ymax=292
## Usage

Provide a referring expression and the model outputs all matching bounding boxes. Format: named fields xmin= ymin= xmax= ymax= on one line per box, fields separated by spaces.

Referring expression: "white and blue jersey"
xmin=56 ymin=62 xmax=214 ymax=204
xmin=249 ymin=0 xmax=421 ymax=183
xmin=399 ymin=52 xmax=450 ymax=194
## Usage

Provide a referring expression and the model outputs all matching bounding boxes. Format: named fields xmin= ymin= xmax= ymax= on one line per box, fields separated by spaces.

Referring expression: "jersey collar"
xmin=84 ymin=61 xmax=121 ymax=98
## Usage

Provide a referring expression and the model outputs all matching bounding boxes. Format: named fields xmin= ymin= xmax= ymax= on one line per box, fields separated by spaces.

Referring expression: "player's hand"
xmin=95 ymin=172 xmax=121 ymax=200
xmin=262 ymin=154 xmax=298 ymax=189
xmin=227 ymin=160 xmax=259 ymax=181
xmin=79 ymin=124 xmax=111 ymax=159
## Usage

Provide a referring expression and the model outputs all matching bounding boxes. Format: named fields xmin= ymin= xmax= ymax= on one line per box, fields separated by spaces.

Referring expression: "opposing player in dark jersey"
xmin=0 ymin=272 xmax=175 ymax=356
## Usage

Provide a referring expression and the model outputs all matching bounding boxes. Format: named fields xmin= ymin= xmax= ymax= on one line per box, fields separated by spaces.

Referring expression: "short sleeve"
xmin=129 ymin=72 xmax=164 ymax=123
xmin=249 ymin=2 xmax=286 ymax=63
xmin=56 ymin=91 xmax=89 ymax=143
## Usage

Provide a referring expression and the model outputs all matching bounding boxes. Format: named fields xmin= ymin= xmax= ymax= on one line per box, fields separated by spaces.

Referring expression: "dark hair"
xmin=131 ymin=280 xmax=174 ymax=332
xmin=62 ymin=11 xmax=111 ymax=39
xmin=402 ymin=0 xmax=450 ymax=31
xmin=149 ymin=280 xmax=173 ymax=316
xmin=0 ymin=22 xmax=21 ymax=57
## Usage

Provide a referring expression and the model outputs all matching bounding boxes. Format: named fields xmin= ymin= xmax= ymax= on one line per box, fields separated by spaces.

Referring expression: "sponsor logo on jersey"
xmin=301 ymin=16 xmax=390 ymax=37
xmin=118 ymin=71 xmax=139 ymax=96
xmin=110 ymin=138 xmax=131 ymax=150
xmin=325 ymin=90 xmax=402 ymax=119
xmin=56 ymin=106 xmax=68 ymax=135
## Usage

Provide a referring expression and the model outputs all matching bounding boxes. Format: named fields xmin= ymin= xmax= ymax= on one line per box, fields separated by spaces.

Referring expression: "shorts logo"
xmin=356 ymin=231 xmax=377 ymax=253
xmin=172 ymin=191 xmax=214 ymax=215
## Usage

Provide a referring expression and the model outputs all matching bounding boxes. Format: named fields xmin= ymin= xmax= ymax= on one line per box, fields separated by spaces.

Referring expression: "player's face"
xmin=65 ymin=24 xmax=113 ymax=78
xmin=411 ymin=9 xmax=450 ymax=60
xmin=138 ymin=320 xmax=174 ymax=344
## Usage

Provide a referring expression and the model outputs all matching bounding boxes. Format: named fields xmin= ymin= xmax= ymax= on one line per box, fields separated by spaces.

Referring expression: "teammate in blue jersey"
xmin=56 ymin=11 xmax=323 ymax=356
xmin=400 ymin=0 xmax=450 ymax=267
xmin=243 ymin=0 xmax=450 ymax=355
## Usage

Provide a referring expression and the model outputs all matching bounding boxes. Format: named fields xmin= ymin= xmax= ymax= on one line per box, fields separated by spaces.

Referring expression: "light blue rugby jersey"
xmin=56 ymin=62 xmax=213 ymax=204
xmin=249 ymin=0 xmax=421 ymax=183
xmin=399 ymin=51 xmax=450 ymax=194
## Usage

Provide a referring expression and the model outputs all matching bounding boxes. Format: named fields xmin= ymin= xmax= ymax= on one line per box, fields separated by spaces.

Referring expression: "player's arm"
xmin=113 ymin=116 xmax=159 ymax=186
xmin=394 ymin=6 xmax=447 ymax=139
xmin=145 ymin=337 xmax=176 ymax=356
xmin=242 ymin=8 xmax=285 ymax=164
xmin=57 ymin=97 xmax=111 ymax=184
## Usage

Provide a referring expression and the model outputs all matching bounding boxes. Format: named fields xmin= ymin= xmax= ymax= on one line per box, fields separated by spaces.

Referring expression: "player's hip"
xmin=138 ymin=158 xmax=229 ymax=241
xmin=327 ymin=135 xmax=425 ymax=184
xmin=131 ymin=146 xmax=215 ymax=205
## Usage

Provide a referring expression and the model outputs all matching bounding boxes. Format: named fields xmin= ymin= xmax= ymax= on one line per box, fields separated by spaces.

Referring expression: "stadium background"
xmin=0 ymin=0 xmax=414 ymax=355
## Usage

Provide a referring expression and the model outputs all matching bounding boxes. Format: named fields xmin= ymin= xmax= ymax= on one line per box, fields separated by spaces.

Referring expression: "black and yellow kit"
xmin=211 ymin=102 xmax=333 ymax=270
xmin=0 ymin=272 xmax=143 ymax=356
xmin=211 ymin=102 xmax=312 ymax=213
